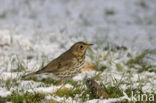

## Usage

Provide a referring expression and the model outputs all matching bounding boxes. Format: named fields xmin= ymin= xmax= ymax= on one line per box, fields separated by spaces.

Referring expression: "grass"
xmin=53 ymin=85 xmax=95 ymax=102
xmin=103 ymin=85 xmax=123 ymax=98
xmin=0 ymin=90 xmax=45 ymax=103
xmin=48 ymin=99 xmax=58 ymax=103
xmin=11 ymin=56 xmax=28 ymax=72
xmin=5 ymin=79 xmax=19 ymax=90
xmin=11 ymin=63 xmax=27 ymax=72
xmin=99 ymin=65 xmax=107 ymax=71
xmin=7 ymin=90 xmax=45 ymax=103
xmin=116 ymin=63 xmax=123 ymax=72
xmin=0 ymin=97 xmax=7 ymax=103
xmin=23 ymin=77 xmax=59 ymax=86
xmin=126 ymin=50 xmax=155 ymax=73
xmin=0 ymin=42 xmax=155 ymax=103
xmin=127 ymin=50 xmax=148 ymax=67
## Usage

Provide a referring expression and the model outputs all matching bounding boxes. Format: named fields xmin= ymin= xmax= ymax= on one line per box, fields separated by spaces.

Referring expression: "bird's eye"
xmin=80 ymin=45 xmax=83 ymax=49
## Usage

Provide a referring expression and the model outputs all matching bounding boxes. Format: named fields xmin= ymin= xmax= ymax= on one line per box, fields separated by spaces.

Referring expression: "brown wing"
xmin=35 ymin=51 xmax=77 ymax=74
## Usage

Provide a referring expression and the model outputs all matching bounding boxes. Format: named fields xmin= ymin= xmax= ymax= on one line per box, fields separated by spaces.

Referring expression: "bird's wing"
xmin=54 ymin=57 xmax=77 ymax=73
xmin=35 ymin=58 xmax=59 ymax=74
xmin=35 ymin=54 xmax=77 ymax=74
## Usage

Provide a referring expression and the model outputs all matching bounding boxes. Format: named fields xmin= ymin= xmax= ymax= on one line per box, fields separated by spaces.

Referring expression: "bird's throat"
xmin=77 ymin=55 xmax=85 ymax=64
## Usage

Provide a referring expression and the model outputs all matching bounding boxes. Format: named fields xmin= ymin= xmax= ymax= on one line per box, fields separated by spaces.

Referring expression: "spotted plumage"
xmin=22 ymin=41 xmax=93 ymax=80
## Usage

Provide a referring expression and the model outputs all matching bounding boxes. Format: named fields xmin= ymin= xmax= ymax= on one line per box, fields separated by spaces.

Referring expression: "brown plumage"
xmin=22 ymin=41 xmax=93 ymax=79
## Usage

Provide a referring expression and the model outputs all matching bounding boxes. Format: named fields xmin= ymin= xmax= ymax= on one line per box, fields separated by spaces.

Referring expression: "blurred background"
xmin=0 ymin=0 xmax=156 ymax=50
xmin=0 ymin=1 xmax=156 ymax=102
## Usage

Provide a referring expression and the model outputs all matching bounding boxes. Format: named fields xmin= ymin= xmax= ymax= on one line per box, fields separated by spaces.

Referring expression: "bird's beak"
xmin=88 ymin=43 xmax=93 ymax=47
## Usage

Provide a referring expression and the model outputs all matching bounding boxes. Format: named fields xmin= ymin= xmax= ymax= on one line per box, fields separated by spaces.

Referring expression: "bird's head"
xmin=70 ymin=41 xmax=93 ymax=57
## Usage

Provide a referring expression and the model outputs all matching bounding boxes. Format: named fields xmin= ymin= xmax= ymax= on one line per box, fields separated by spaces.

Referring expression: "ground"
xmin=0 ymin=0 xmax=156 ymax=103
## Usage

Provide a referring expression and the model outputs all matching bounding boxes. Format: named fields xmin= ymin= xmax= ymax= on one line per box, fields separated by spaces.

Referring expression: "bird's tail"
xmin=21 ymin=72 xmax=38 ymax=79
xmin=21 ymin=68 xmax=46 ymax=79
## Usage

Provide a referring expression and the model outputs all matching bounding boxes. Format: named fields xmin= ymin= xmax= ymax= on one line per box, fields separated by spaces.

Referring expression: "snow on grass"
xmin=45 ymin=95 xmax=78 ymax=103
xmin=0 ymin=72 xmax=19 ymax=81
xmin=86 ymin=97 xmax=125 ymax=103
xmin=28 ymin=85 xmax=61 ymax=94
xmin=73 ymin=71 xmax=97 ymax=81
xmin=0 ymin=87 xmax=11 ymax=97
xmin=0 ymin=31 xmax=155 ymax=102
xmin=28 ymin=84 xmax=73 ymax=94
xmin=85 ymin=91 xmax=131 ymax=103
xmin=0 ymin=0 xmax=156 ymax=102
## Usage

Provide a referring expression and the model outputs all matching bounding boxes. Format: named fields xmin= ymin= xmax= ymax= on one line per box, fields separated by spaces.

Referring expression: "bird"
xmin=22 ymin=41 xmax=93 ymax=80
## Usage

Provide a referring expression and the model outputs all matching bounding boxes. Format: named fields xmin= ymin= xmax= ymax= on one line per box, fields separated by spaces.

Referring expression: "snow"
xmin=28 ymin=84 xmax=73 ymax=94
xmin=0 ymin=0 xmax=156 ymax=102
xmin=19 ymin=80 xmax=44 ymax=90
xmin=0 ymin=87 xmax=11 ymax=97
xmin=86 ymin=91 xmax=131 ymax=103
xmin=86 ymin=98 xmax=124 ymax=103
xmin=64 ymin=84 xmax=73 ymax=89
xmin=28 ymin=85 xmax=61 ymax=94
xmin=0 ymin=72 xmax=19 ymax=81
xmin=73 ymin=71 xmax=97 ymax=81
xmin=45 ymin=95 xmax=77 ymax=103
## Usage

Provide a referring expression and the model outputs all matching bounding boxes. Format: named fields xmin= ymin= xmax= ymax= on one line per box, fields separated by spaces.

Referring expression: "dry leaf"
xmin=86 ymin=78 xmax=109 ymax=99
xmin=81 ymin=62 xmax=95 ymax=72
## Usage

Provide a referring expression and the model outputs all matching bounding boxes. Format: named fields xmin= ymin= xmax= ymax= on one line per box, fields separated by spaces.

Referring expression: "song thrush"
xmin=22 ymin=41 xmax=93 ymax=80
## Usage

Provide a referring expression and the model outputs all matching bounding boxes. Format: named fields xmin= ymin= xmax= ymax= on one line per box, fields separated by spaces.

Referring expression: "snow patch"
xmin=0 ymin=87 xmax=11 ymax=97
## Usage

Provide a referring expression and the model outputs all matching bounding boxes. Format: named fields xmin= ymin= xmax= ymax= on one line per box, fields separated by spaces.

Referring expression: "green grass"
xmin=5 ymin=79 xmax=19 ymax=90
xmin=126 ymin=50 xmax=155 ymax=73
xmin=64 ymin=80 xmax=79 ymax=87
xmin=104 ymin=86 xmax=123 ymax=98
xmin=48 ymin=99 xmax=58 ymax=103
xmin=127 ymin=50 xmax=148 ymax=66
xmin=116 ymin=63 xmax=123 ymax=72
xmin=1 ymin=44 xmax=155 ymax=103
xmin=11 ymin=56 xmax=28 ymax=72
xmin=101 ymin=74 xmax=125 ymax=98
xmin=23 ymin=77 xmax=59 ymax=86
xmin=0 ymin=97 xmax=7 ymax=103
xmin=99 ymin=65 xmax=107 ymax=71
xmin=11 ymin=63 xmax=26 ymax=72
xmin=7 ymin=90 xmax=45 ymax=103
xmin=53 ymin=86 xmax=95 ymax=102
xmin=0 ymin=90 xmax=58 ymax=103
